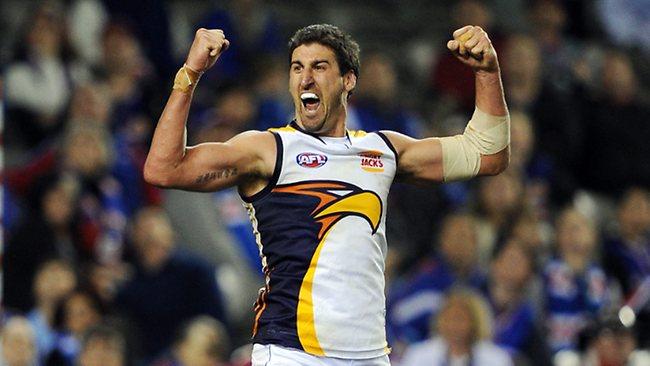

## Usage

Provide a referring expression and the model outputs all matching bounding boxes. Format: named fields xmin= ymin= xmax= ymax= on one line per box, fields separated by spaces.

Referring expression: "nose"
xmin=300 ymin=69 xmax=315 ymax=90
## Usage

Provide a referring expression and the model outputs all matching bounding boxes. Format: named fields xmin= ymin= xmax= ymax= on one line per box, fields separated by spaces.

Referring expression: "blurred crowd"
xmin=1 ymin=0 xmax=649 ymax=365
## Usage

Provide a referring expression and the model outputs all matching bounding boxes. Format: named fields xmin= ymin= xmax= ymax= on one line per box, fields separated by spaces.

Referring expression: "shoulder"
xmin=229 ymin=130 xmax=276 ymax=147
xmin=475 ymin=341 xmax=513 ymax=365
xmin=376 ymin=130 xmax=416 ymax=154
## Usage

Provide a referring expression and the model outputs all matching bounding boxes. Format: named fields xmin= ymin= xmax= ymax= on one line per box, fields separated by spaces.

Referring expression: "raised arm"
xmin=144 ymin=29 xmax=275 ymax=192
xmin=383 ymin=25 xmax=510 ymax=184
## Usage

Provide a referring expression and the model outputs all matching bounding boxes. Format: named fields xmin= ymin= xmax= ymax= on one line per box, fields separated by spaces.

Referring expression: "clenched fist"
xmin=185 ymin=28 xmax=230 ymax=73
xmin=447 ymin=26 xmax=498 ymax=73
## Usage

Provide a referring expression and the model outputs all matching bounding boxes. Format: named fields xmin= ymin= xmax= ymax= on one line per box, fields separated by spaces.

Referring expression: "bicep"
xmin=158 ymin=131 xmax=274 ymax=192
xmin=382 ymin=130 xmax=507 ymax=184
xmin=382 ymin=131 xmax=445 ymax=184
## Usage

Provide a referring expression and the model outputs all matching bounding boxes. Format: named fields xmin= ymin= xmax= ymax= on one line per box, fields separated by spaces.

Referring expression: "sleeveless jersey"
xmin=242 ymin=121 xmax=398 ymax=359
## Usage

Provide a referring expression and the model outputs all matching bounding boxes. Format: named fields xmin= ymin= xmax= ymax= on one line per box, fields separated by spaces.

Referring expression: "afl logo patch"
xmin=297 ymin=152 xmax=328 ymax=168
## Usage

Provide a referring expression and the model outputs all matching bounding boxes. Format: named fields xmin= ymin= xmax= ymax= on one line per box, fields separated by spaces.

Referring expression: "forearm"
xmin=439 ymin=69 xmax=510 ymax=181
xmin=475 ymin=69 xmax=508 ymax=116
xmin=144 ymin=90 xmax=193 ymax=182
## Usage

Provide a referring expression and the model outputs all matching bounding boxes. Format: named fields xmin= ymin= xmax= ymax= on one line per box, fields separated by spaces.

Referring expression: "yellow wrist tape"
xmin=173 ymin=64 xmax=202 ymax=93
xmin=439 ymin=107 xmax=510 ymax=181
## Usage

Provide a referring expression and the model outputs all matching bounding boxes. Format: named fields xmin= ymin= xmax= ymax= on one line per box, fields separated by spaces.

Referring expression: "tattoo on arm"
xmin=194 ymin=168 xmax=238 ymax=184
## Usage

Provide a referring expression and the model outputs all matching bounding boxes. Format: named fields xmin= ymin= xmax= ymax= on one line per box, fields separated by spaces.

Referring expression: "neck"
xmin=296 ymin=109 xmax=347 ymax=137
xmin=564 ymin=253 xmax=588 ymax=273
xmin=37 ymin=302 xmax=55 ymax=323
xmin=448 ymin=341 xmax=470 ymax=358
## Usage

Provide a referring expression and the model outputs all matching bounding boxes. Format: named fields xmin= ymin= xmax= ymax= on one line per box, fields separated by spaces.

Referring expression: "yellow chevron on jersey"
xmin=242 ymin=121 xmax=398 ymax=359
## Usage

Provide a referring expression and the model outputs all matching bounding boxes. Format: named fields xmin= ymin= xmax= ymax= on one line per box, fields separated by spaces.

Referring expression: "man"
xmin=145 ymin=24 xmax=509 ymax=365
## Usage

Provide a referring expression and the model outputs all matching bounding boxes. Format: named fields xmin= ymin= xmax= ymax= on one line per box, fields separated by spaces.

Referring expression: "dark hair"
xmin=288 ymin=24 xmax=361 ymax=79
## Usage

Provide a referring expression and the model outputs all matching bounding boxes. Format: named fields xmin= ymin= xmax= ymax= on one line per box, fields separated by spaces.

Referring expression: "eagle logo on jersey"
xmin=296 ymin=152 xmax=328 ymax=168
xmin=273 ymin=181 xmax=382 ymax=239
xmin=272 ymin=181 xmax=382 ymax=355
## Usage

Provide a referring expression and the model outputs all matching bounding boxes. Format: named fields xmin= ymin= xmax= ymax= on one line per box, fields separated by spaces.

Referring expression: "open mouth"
xmin=300 ymin=92 xmax=321 ymax=112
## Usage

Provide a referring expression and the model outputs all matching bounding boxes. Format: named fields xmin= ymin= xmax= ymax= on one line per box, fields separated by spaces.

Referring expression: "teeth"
xmin=300 ymin=92 xmax=319 ymax=101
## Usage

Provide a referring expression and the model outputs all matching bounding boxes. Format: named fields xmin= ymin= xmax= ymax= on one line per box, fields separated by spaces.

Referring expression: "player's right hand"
xmin=185 ymin=28 xmax=230 ymax=73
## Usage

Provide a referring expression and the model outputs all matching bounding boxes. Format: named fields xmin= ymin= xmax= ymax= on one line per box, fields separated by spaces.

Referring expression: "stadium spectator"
xmin=115 ymin=206 xmax=228 ymax=363
xmin=484 ymin=240 xmax=550 ymax=365
xmin=26 ymin=260 xmax=78 ymax=363
xmin=45 ymin=289 xmax=105 ymax=365
xmin=387 ymin=213 xmax=485 ymax=346
xmin=543 ymin=208 xmax=611 ymax=353
xmin=603 ymin=187 xmax=650 ymax=298
xmin=0 ymin=316 xmax=38 ymax=366
xmin=351 ymin=51 xmax=423 ymax=135
xmin=475 ymin=171 xmax=525 ymax=266
xmin=4 ymin=0 xmax=80 ymax=155
xmin=100 ymin=22 xmax=156 ymax=134
xmin=399 ymin=288 xmax=512 ymax=366
xmin=430 ymin=0 xmax=498 ymax=110
xmin=153 ymin=316 xmax=231 ymax=366
xmin=577 ymin=316 xmax=650 ymax=366
xmin=76 ymin=324 xmax=126 ymax=366
xmin=196 ymin=0 xmax=284 ymax=85
xmin=528 ymin=0 xmax=580 ymax=91
xmin=577 ymin=51 xmax=650 ymax=196
xmin=253 ymin=56 xmax=292 ymax=131
xmin=3 ymin=174 xmax=81 ymax=312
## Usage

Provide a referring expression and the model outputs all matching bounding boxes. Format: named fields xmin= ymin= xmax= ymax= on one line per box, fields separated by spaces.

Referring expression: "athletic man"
xmin=145 ymin=24 xmax=509 ymax=366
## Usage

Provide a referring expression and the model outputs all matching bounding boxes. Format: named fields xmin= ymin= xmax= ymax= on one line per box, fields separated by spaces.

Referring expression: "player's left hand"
xmin=447 ymin=25 xmax=498 ymax=73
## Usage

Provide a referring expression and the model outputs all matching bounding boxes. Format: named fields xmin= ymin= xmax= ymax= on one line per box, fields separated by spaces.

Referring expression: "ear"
xmin=343 ymin=71 xmax=357 ymax=93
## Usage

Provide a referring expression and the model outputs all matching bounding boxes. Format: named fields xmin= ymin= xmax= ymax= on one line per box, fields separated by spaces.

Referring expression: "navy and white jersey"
xmin=241 ymin=121 xmax=397 ymax=359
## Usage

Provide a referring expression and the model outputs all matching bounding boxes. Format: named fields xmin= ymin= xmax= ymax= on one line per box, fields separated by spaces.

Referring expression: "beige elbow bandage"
xmin=439 ymin=107 xmax=510 ymax=181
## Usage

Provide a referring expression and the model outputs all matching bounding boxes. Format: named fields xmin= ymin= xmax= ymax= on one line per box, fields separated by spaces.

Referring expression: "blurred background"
xmin=1 ymin=0 xmax=649 ymax=365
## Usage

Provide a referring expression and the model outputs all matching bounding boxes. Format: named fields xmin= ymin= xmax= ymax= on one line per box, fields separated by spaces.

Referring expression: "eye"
xmin=292 ymin=65 xmax=302 ymax=73
xmin=315 ymin=64 xmax=326 ymax=71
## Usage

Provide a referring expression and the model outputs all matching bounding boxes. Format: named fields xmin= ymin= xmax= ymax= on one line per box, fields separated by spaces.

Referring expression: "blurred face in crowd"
xmin=592 ymin=328 xmax=636 ymax=366
xmin=511 ymin=214 xmax=544 ymax=253
xmin=556 ymin=208 xmax=596 ymax=267
xmin=65 ymin=293 xmax=102 ymax=337
xmin=256 ymin=57 xmax=288 ymax=97
xmin=490 ymin=241 xmax=532 ymax=309
xmin=177 ymin=321 xmax=226 ymax=366
xmin=358 ymin=53 xmax=396 ymax=102
xmin=440 ymin=214 xmax=478 ymax=273
xmin=289 ymin=43 xmax=355 ymax=135
xmin=102 ymin=25 xmax=146 ymax=76
xmin=198 ymin=88 xmax=256 ymax=144
xmin=530 ymin=0 xmax=566 ymax=35
xmin=27 ymin=3 xmax=64 ymax=58
xmin=64 ymin=127 xmax=112 ymax=178
xmin=602 ymin=52 xmax=638 ymax=105
xmin=42 ymin=177 xmax=78 ymax=228
xmin=69 ymin=84 xmax=112 ymax=125
xmin=437 ymin=297 xmax=475 ymax=350
xmin=479 ymin=172 xmax=523 ymax=219
xmin=501 ymin=35 xmax=541 ymax=107
xmin=34 ymin=260 xmax=77 ymax=307
xmin=132 ymin=208 xmax=175 ymax=272
xmin=618 ymin=188 xmax=650 ymax=240
xmin=1 ymin=317 xmax=36 ymax=366
xmin=452 ymin=0 xmax=492 ymax=30
xmin=78 ymin=336 xmax=125 ymax=366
